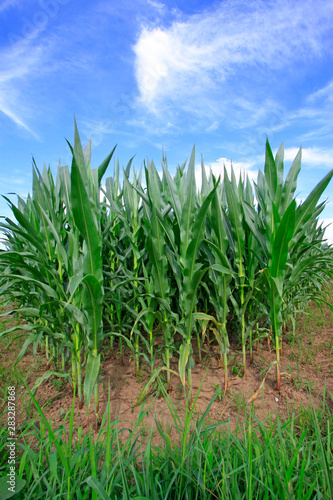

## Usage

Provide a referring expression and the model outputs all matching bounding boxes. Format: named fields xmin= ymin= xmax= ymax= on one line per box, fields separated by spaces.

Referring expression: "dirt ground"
xmin=1 ymin=299 xmax=333 ymax=448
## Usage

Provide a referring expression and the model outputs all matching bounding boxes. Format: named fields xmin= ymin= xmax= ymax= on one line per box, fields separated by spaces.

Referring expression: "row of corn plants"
xmin=1 ymin=123 xmax=333 ymax=417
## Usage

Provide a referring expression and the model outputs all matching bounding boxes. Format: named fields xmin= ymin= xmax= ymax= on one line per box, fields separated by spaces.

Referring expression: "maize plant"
xmin=204 ymin=169 xmax=234 ymax=392
xmin=0 ymin=121 xmax=116 ymax=426
xmin=246 ymin=141 xmax=333 ymax=388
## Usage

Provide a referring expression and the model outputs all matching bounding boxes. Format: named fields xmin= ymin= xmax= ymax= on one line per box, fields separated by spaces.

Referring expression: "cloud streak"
xmin=0 ymin=35 xmax=45 ymax=136
xmin=0 ymin=0 xmax=19 ymax=14
xmin=284 ymin=147 xmax=333 ymax=167
xmin=133 ymin=0 xmax=333 ymax=112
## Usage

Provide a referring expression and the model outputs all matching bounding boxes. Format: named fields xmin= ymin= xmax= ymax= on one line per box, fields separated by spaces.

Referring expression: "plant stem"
xmin=276 ymin=336 xmax=281 ymax=390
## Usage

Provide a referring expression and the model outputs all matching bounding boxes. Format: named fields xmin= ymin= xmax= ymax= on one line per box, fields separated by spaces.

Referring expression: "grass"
xmin=0 ymin=386 xmax=332 ymax=499
xmin=285 ymin=296 xmax=333 ymax=381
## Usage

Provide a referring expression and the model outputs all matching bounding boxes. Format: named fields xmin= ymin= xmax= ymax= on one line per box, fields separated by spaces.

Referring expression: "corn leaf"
xmin=84 ymin=353 xmax=101 ymax=413
xmin=269 ymin=200 xmax=296 ymax=278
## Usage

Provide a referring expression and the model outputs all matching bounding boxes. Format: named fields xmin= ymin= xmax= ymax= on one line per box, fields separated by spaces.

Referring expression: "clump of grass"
xmin=1 ymin=383 xmax=332 ymax=499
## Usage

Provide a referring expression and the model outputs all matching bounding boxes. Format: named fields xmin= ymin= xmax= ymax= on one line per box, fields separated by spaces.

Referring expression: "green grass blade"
xmin=84 ymin=477 xmax=111 ymax=500
xmin=84 ymin=353 xmax=101 ymax=413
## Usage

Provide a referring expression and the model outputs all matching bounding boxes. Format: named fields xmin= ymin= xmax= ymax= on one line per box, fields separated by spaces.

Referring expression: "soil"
xmin=1 ymin=299 xmax=333 ymax=449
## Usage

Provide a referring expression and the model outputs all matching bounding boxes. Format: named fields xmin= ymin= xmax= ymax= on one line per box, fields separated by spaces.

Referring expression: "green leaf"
xmin=274 ymin=142 xmax=284 ymax=204
xmin=135 ymin=367 xmax=164 ymax=406
xmin=0 ymin=476 xmax=26 ymax=499
xmin=57 ymin=165 xmax=72 ymax=218
xmin=280 ymin=146 xmax=301 ymax=214
xmin=36 ymin=204 xmax=69 ymax=270
xmin=179 ymin=343 xmax=192 ymax=386
xmin=270 ymin=275 xmax=283 ymax=298
xmin=146 ymin=206 xmax=169 ymax=301
xmin=71 ymin=156 xmax=102 ymax=283
xmin=83 ymin=137 xmax=92 ymax=168
xmin=286 ymin=255 xmax=318 ymax=290
xmin=264 ymin=139 xmax=277 ymax=200
xmin=161 ymin=159 xmax=182 ymax=230
xmin=201 ymin=156 xmax=210 ymax=198
xmin=269 ymin=200 xmax=296 ymax=278
xmin=268 ymin=276 xmax=283 ymax=345
xmin=294 ymin=169 xmax=333 ymax=241
xmin=81 ymin=275 xmax=103 ymax=352
xmin=2 ymin=197 xmax=46 ymax=256
xmin=223 ymin=168 xmax=245 ymax=274
xmin=22 ymin=384 xmax=71 ymax=477
xmin=183 ymin=268 xmax=208 ymax=339
xmin=242 ymin=201 xmax=268 ymax=259
xmin=210 ymin=264 xmax=237 ymax=275
xmin=210 ymin=177 xmax=227 ymax=251
xmin=84 ymin=476 xmax=111 ymax=499
xmin=48 ymin=450 xmax=59 ymax=483
xmin=146 ymin=158 xmax=163 ymax=209
xmin=84 ymin=353 xmax=101 ymax=413
xmin=180 ymin=146 xmax=197 ymax=265
xmin=204 ymin=239 xmax=232 ymax=271
xmin=183 ymin=183 xmax=218 ymax=294
xmin=192 ymin=312 xmax=219 ymax=324
xmin=73 ymin=118 xmax=88 ymax=182
xmin=32 ymin=371 xmax=70 ymax=391
xmin=0 ymin=274 xmax=58 ymax=299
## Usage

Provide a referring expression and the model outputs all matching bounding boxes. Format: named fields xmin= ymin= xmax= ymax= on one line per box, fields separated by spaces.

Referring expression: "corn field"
xmin=1 ymin=122 xmax=333 ymax=424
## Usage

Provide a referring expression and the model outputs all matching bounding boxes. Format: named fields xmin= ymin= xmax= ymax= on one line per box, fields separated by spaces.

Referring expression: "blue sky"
xmin=1 ymin=0 xmax=333 ymax=242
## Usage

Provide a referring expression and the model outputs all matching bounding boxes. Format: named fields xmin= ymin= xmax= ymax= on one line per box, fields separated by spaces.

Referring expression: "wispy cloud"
xmin=0 ymin=1 xmax=100 ymax=137
xmin=0 ymin=35 xmax=45 ymax=137
xmin=133 ymin=0 xmax=333 ymax=113
xmin=284 ymin=147 xmax=333 ymax=167
xmin=0 ymin=0 xmax=19 ymax=14
xmin=308 ymin=80 xmax=333 ymax=104
xmin=286 ymin=81 xmax=333 ymax=143
xmin=205 ymin=121 xmax=219 ymax=132
xmin=81 ymin=119 xmax=116 ymax=148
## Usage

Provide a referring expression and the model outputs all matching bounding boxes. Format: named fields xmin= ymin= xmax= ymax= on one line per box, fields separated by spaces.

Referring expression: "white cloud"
xmin=308 ymin=80 xmax=333 ymax=104
xmin=320 ymin=218 xmax=333 ymax=245
xmin=146 ymin=0 xmax=166 ymax=13
xmin=0 ymin=36 xmax=44 ymax=136
xmin=206 ymin=121 xmax=219 ymax=132
xmin=195 ymin=157 xmax=257 ymax=191
xmin=284 ymin=147 xmax=333 ymax=166
xmin=133 ymin=0 xmax=333 ymax=111
xmin=81 ymin=118 xmax=116 ymax=148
